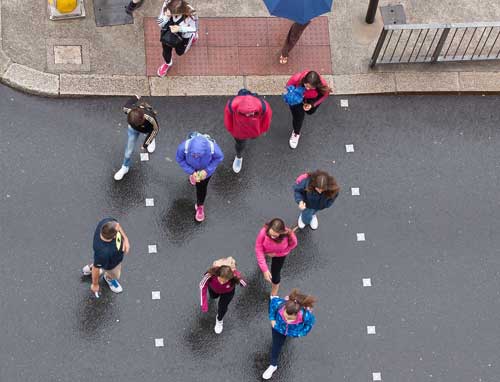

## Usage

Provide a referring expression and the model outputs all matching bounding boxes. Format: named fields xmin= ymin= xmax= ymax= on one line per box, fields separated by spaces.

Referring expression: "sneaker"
xmin=114 ymin=165 xmax=129 ymax=181
xmin=125 ymin=0 xmax=143 ymax=14
xmin=310 ymin=214 xmax=319 ymax=230
xmin=214 ymin=316 xmax=223 ymax=334
xmin=147 ymin=139 xmax=156 ymax=153
xmin=82 ymin=264 xmax=103 ymax=276
xmin=262 ymin=365 xmax=278 ymax=380
xmin=289 ymin=132 xmax=300 ymax=149
xmin=104 ymin=276 xmax=123 ymax=293
xmin=298 ymin=214 xmax=305 ymax=229
xmin=232 ymin=156 xmax=243 ymax=173
xmin=195 ymin=204 xmax=205 ymax=222
xmin=157 ymin=63 xmax=171 ymax=77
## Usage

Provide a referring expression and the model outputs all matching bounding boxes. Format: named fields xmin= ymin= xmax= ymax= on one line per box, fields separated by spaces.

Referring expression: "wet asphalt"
xmin=0 ymin=85 xmax=499 ymax=382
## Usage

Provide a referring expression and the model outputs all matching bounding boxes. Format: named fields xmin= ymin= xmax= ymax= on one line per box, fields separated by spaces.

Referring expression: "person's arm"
xmin=293 ymin=179 xmax=307 ymax=204
xmin=284 ymin=230 xmax=298 ymax=253
xmin=255 ymin=228 xmax=269 ymax=274
xmin=261 ymin=100 xmax=272 ymax=132
xmin=268 ymin=297 xmax=281 ymax=320
xmin=204 ymin=143 xmax=224 ymax=177
xmin=116 ymin=223 xmax=130 ymax=254
xmin=312 ymin=91 xmax=329 ymax=108
xmin=199 ymin=273 xmax=210 ymax=312
xmin=142 ymin=116 xmax=160 ymax=149
xmin=297 ymin=311 xmax=316 ymax=337
xmin=179 ymin=14 xmax=197 ymax=33
xmin=176 ymin=142 xmax=196 ymax=175
xmin=286 ymin=72 xmax=303 ymax=87
xmin=233 ymin=269 xmax=247 ymax=287
xmin=223 ymin=100 xmax=234 ymax=133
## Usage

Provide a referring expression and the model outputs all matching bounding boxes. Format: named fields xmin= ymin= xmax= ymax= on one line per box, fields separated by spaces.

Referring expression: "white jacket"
xmin=157 ymin=0 xmax=198 ymax=39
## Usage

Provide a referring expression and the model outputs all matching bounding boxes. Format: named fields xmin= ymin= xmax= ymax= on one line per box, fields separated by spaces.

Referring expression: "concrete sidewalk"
xmin=1 ymin=0 xmax=500 ymax=96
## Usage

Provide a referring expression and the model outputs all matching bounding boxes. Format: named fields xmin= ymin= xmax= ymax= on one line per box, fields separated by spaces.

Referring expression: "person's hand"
xmin=303 ymin=103 xmax=312 ymax=111
xmin=122 ymin=238 xmax=130 ymax=254
xmin=90 ymin=283 xmax=100 ymax=294
xmin=163 ymin=8 xmax=171 ymax=17
xmin=298 ymin=201 xmax=306 ymax=210
xmin=271 ymin=320 xmax=276 ymax=328
xmin=134 ymin=94 xmax=141 ymax=100
xmin=263 ymin=271 xmax=272 ymax=284
xmin=199 ymin=170 xmax=208 ymax=180
xmin=170 ymin=25 xmax=180 ymax=33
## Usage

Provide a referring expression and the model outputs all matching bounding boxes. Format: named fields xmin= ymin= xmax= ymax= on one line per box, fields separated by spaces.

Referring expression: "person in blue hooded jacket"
xmin=176 ymin=132 xmax=224 ymax=222
xmin=262 ymin=289 xmax=317 ymax=380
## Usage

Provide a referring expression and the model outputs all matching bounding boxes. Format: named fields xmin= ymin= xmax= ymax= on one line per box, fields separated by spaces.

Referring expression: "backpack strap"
xmin=184 ymin=134 xmax=214 ymax=155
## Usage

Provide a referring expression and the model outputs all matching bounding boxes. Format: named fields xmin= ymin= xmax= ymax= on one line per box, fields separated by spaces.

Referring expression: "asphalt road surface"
xmin=0 ymin=85 xmax=499 ymax=382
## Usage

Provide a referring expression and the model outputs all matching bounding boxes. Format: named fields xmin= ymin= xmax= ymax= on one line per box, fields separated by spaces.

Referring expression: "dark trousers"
xmin=270 ymin=256 xmax=286 ymax=284
xmin=281 ymin=21 xmax=310 ymax=57
xmin=271 ymin=328 xmax=287 ymax=366
xmin=208 ymin=286 xmax=235 ymax=320
xmin=290 ymin=103 xmax=318 ymax=134
xmin=195 ymin=176 xmax=211 ymax=205
xmin=162 ymin=39 xmax=189 ymax=64
xmin=234 ymin=138 xmax=246 ymax=158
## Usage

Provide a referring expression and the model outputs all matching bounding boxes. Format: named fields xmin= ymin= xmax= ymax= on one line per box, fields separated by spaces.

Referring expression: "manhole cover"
xmin=93 ymin=0 xmax=133 ymax=27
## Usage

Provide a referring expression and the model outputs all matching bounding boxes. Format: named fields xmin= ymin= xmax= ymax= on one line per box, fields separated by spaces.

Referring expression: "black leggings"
xmin=234 ymin=138 xmax=246 ymax=158
xmin=208 ymin=286 xmax=235 ymax=320
xmin=270 ymin=256 xmax=286 ymax=284
xmin=162 ymin=38 xmax=190 ymax=64
xmin=290 ymin=103 xmax=318 ymax=134
xmin=195 ymin=176 xmax=211 ymax=205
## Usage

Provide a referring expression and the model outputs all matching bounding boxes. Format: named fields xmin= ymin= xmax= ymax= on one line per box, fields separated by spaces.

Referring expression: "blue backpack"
xmin=184 ymin=132 xmax=215 ymax=155
xmin=283 ymin=86 xmax=305 ymax=106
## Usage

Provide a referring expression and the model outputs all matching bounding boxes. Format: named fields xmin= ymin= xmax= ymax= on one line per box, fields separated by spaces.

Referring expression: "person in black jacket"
xmin=293 ymin=170 xmax=340 ymax=230
xmin=114 ymin=96 xmax=160 ymax=181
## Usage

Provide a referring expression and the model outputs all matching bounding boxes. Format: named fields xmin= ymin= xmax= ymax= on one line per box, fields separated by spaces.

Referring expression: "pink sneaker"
xmin=195 ymin=204 xmax=205 ymax=222
xmin=157 ymin=63 xmax=170 ymax=77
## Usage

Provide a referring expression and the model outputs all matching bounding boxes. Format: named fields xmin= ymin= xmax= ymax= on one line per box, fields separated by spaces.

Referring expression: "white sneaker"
xmin=310 ymin=214 xmax=319 ymax=230
xmin=289 ymin=132 xmax=300 ymax=149
xmin=298 ymin=214 xmax=305 ymax=229
xmin=104 ymin=276 xmax=123 ymax=293
xmin=114 ymin=165 xmax=129 ymax=181
xmin=262 ymin=365 xmax=278 ymax=380
xmin=232 ymin=156 xmax=243 ymax=173
xmin=214 ymin=316 xmax=223 ymax=334
xmin=147 ymin=139 xmax=156 ymax=153
xmin=82 ymin=264 xmax=103 ymax=276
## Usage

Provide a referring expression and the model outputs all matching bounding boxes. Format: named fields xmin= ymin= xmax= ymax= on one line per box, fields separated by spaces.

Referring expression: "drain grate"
xmin=93 ymin=0 xmax=133 ymax=27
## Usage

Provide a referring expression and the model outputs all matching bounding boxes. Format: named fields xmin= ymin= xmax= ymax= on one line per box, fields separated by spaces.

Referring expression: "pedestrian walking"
xmin=284 ymin=70 xmax=331 ymax=149
xmin=114 ymin=95 xmax=160 ymax=181
xmin=157 ymin=0 xmax=198 ymax=77
xmin=125 ymin=0 xmax=144 ymax=14
xmin=255 ymin=218 xmax=298 ymax=296
xmin=199 ymin=257 xmax=247 ymax=334
xmin=279 ymin=21 xmax=311 ymax=64
xmin=176 ymin=132 xmax=224 ymax=222
xmin=224 ymin=89 xmax=272 ymax=173
xmin=294 ymin=170 xmax=340 ymax=230
xmin=82 ymin=218 xmax=131 ymax=294
xmin=262 ymin=289 xmax=316 ymax=380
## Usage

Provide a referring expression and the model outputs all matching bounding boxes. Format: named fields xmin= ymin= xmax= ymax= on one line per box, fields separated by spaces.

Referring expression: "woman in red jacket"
xmin=286 ymin=70 xmax=331 ymax=149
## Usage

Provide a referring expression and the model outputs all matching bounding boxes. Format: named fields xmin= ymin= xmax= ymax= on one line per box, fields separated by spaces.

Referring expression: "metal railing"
xmin=370 ymin=22 xmax=500 ymax=68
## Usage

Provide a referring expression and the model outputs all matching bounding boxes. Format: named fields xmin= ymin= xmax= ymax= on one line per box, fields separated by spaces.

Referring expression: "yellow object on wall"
xmin=49 ymin=0 xmax=78 ymax=13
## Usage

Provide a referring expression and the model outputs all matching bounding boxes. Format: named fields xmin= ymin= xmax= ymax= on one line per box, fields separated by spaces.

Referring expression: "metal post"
xmin=366 ymin=0 xmax=380 ymax=24
xmin=369 ymin=28 xmax=388 ymax=68
xmin=431 ymin=27 xmax=450 ymax=63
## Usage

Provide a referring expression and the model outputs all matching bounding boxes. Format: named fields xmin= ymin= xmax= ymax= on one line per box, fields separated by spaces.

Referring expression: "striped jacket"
xmin=122 ymin=96 xmax=160 ymax=149
xmin=199 ymin=270 xmax=247 ymax=312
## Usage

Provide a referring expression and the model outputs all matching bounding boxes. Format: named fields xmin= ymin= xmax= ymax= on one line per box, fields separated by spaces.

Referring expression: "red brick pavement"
xmin=144 ymin=17 xmax=332 ymax=77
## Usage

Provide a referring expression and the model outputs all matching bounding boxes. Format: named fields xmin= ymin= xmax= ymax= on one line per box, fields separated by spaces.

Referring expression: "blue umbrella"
xmin=263 ymin=0 xmax=334 ymax=25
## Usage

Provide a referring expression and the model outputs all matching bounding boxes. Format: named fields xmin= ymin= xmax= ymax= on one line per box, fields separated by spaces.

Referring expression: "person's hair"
xmin=166 ymin=0 xmax=194 ymax=17
xmin=284 ymin=288 xmax=317 ymax=315
xmin=264 ymin=218 xmax=290 ymax=243
xmin=206 ymin=265 xmax=240 ymax=286
xmin=301 ymin=71 xmax=332 ymax=96
xmin=101 ymin=221 xmax=118 ymax=240
xmin=128 ymin=108 xmax=145 ymax=127
xmin=306 ymin=170 xmax=340 ymax=199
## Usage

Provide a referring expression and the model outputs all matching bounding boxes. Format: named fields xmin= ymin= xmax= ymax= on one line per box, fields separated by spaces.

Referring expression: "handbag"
xmin=160 ymin=16 xmax=185 ymax=48
xmin=282 ymin=85 xmax=305 ymax=106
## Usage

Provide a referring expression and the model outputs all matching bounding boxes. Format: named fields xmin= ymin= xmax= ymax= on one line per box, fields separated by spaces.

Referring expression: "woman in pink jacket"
xmin=255 ymin=218 xmax=298 ymax=296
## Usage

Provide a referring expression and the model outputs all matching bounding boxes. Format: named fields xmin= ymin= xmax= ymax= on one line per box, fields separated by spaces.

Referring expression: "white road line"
xmin=362 ymin=278 xmax=372 ymax=287
xmin=351 ymin=187 xmax=360 ymax=196
xmin=345 ymin=144 xmax=355 ymax=152
xmin=145 ymin=198 xmax=154 ymax=207
xmin=148 ymin=244 xmax=157 ymax=254
xmin=356 ymin=232 xmax=366 ymax=241
xmin=152 ymin=291 xmax=161 ymax=300
xmin=154 ymin=338 xmax=164 ymax=347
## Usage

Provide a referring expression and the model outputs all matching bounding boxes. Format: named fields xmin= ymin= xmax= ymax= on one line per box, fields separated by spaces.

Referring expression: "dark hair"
xmin=284 ymin=288 xmax=317 ymax=315
xmin=306 ymin=170 xmax=340 ymax=199
xmin=301 ymin=71 xmax=332 ymax=96
xmin=264 ymin=218 xmax=290 ymax=243
xmin=128 ymin=108 xmax=145 ymax=127
xmin=101 ymin=221 xmax=118 ymax=240
xmin=206 ymin=265 xmax=240 ymax=286
xmin=166 ymin=0 xmax=194 ymax=17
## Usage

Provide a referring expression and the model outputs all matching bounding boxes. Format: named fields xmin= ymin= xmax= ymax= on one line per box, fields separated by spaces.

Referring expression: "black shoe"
xmin=125 ymin=0 xmax=143 ymax=15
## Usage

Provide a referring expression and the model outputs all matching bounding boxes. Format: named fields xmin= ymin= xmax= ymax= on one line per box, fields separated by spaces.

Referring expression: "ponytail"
xmin=284 ymin=288 xmax=317 ymax=314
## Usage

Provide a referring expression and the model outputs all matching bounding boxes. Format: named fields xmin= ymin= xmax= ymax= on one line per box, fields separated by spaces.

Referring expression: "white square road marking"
xmin=155 ymin=338 xmax=164 ymax=347
xmin=148 ymin=244 xmax=157 ymax=254
xmin=140 ymin=153 xmax=149 ymax=161
xmin=340 ymin=99 xmax=349 ymax=108
xmin=345 ymin=144 xmax=355 ymax=152
xmin=145 ymin=198 xmax=154 ymax=207
xmin=351 ymin=187 xmax=360 ymax=196
xmin=152 ymin=291 xmax=161 ymax=300
xmin=357 ymin=233 xmax=366 ymax=241
xmin=373 ymin=372 xmax=382 ymax=381
xmin=362 ymin=278 xmax=372 ymax=287
xmin=367 ymin=326 xmax=376 ymax=334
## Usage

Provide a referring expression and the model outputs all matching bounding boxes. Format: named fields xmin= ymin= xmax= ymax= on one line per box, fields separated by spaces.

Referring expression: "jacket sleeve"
xmin=123 ymin=96 xmax=139 ymax=114
xmin=179 ymin=14 xmax=197 ymax=33
xmin=176 ymin=141 xmax=196 ymax=174
xmin=223 ymin=100 xmax=234 ymax=133
xmin=286 ymin=72 xmax=303 ymax=87
xmin=284 ymin=231 xmax=298 ymax=254
xmin=204 ymin=142 xmax=224 ymax=177
xmin=268 ymin=297 xmax=282 ymax=321
xmin=233 ymin=269 xmax=247 ymax=287
xmin=255 ymin=228 xmax=269 ymax=273
xmin=142 ymin=115 xmax=160 ymax=148
xmin=199 ymin=273 xmax=210 ymax=312
xmin=297 ymin=311 xmax=316 ymax=337
xmin=293 ymin=179 xmax=308 ymax=204
xmin=261 ymin=100 xmax=272 ymax=132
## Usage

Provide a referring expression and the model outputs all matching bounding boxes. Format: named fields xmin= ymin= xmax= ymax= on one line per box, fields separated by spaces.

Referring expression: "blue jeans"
xmin=271 ymin=328 xmax=287 ymax=366
xmin=122 ymin=126 xmax=140 ymax=167
xmin=300 ymin=208 xmax=318 ymax=225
